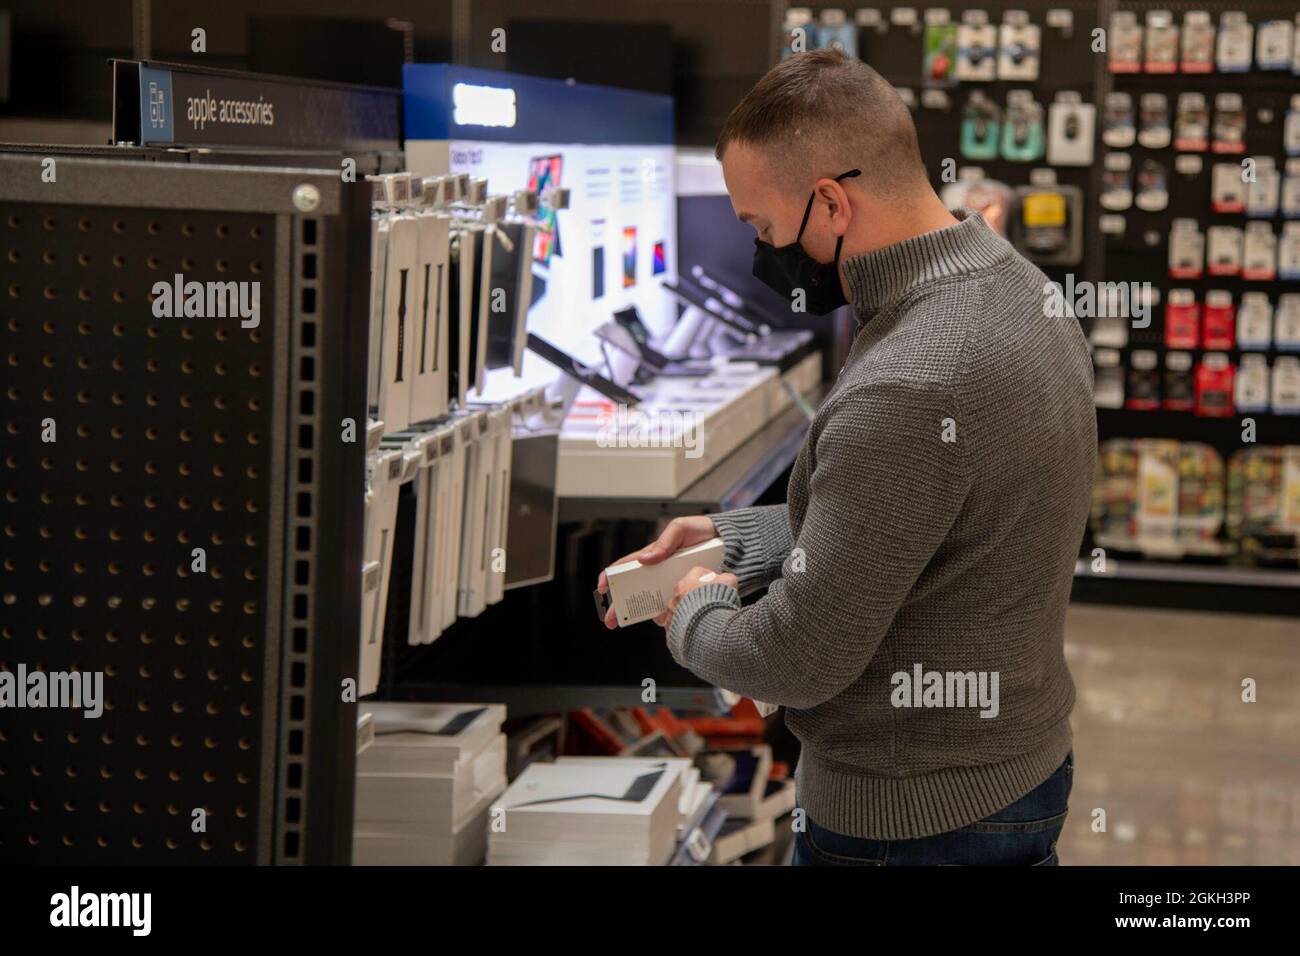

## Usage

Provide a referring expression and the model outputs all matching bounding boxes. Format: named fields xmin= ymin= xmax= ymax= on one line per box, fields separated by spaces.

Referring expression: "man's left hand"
xmin=653 ymin=566 xmax=740 ymax=630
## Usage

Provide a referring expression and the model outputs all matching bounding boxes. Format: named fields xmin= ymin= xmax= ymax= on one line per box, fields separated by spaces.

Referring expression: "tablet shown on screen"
xmin=527 ymin=154 xmax=563 ymax=265
xmin=592 ymin=246 xmax=605 ymax=300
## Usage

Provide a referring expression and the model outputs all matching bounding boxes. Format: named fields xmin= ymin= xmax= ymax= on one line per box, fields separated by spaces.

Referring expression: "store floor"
xmin=1059 ymin=604 xmax=1300 ymax=866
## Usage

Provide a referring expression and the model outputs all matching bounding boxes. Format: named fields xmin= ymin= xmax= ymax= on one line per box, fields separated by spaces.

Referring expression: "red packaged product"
xmin=1164 ymin=289 xmax=1199 ymax=349
xmin=1195 ymin=354 xmax=1235 ymax=418
xmin=1201 ymin=291 xmax=1236 ymax=350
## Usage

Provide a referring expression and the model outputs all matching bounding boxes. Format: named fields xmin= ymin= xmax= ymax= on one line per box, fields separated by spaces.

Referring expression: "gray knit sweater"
xmin=667 ymin=210 xmax=1096 ymax=840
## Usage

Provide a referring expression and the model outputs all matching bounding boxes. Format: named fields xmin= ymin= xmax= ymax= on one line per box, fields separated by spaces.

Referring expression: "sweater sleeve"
xmin=708 ymin=504 xmax=793 ymax=597
xmin=666 ymin=382 xmax=971 ymax=709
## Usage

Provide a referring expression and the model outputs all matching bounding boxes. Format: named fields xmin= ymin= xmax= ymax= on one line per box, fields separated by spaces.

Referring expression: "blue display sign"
xmin=403 ymin=64 xmax=674 ymax=145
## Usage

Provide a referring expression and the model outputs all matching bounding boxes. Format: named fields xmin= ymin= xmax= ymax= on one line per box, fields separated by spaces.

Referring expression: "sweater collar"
xmin=840 ymin=209 xmax=1011 ymax=322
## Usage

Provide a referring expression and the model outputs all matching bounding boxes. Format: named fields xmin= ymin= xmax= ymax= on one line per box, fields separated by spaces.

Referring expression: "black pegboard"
xmin=0 ymin=153 xmax=370 ymax=863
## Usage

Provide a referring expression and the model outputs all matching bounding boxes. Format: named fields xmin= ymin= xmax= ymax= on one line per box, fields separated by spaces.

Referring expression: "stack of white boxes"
xmin=353 ymin=703 xmax=507 ymax=866
xmin=488 ymin=757 xmax=692 ymax=866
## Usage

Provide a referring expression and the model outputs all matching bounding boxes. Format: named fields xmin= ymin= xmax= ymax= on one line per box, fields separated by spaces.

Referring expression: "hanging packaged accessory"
xmin=1210 ymin=162 xmax=1246 ymax=213
xmin=1278 ymin=294 xmax=1300 ymax=351
xmin=1094 ymin=349 xmax=1125 ymax=409
xmin=923 ymin=9 xmax=958 ymax=87
xmin=1203 ymin=290 xmax=1236 ymax=349
xmin=1102 ymin=92 xmax=1136 ymax=148
xmin=1236 ymin=355 xmax=1271 ymax=414
xmin=1164 ymin=351 xmax=1196 ymax=412
xmin=1108 ymin=11 xmax=1143 ymax=73
xmin=1215 ymin=11 xmax=1254 ymax=73
xmin=1280 ymin=223 xmax=1300 ymax=280
xmin=1012 ymin=174 xmax=1082 ymax=266
xmin=1169 ymin=219 xmax=1205 ymax=278
xmin=961 ymin=92 xmax=1001 ymax=160
xmin=1238 ymin=293 xmax=1273 ymax=351
xmin=1211 ymin=93 xmax=1246 ymax=154
xmin=1143 ymin=10 xmax=1179 ymax=73
xmin=1001 ymin=90 xmax=1044 ymax=162
xmin=1195 ymin=353 xmax=1235 ymax=418
xmin=1248 ymin=155 xmax=1279 ymax=213
xmin=1180 ymin=11 xmax=1216 ymax=73
xmin=1206 ymin=225 xmax=1243 ymax=277
xmin=1243 ymin=223 xmax=1278 ymax=281
xmin=1137 ymin=93 xmax=1171 ymax=149
xmin=1126 ymin=350 xmax=1161 ymax=411
xmin=1047 ymin=92 xmax=1095 ymax=166
xmin=818 ymin=8 xmax=857 ymax=56
xmin=956 ymin=9 xmax=998 ymax=81
xmin=780 ymin=7 xmax=817 ymax=58
xmin=1101 ymin=152 xmax=1133 ymax=212
xmin=997 ymin=9 xmax=1040 ymax=81
xmin=1165 ymin=289 xmax=1200 ymax=349
xmin=1284 ymin=158 xmax=1300 ymax=216
xmin=1174 ymin=93 xmax=1209 ymax=152
xmin=1285 ymin=97 xmax=1300 ymax=156
xmin=1255 ymin=19 xmax=1294 ymax=71
xmin=1134 ymin=159 xmax=1169 ymax=212
xmin=1273 ymin=357 xmax=1300 ymax=413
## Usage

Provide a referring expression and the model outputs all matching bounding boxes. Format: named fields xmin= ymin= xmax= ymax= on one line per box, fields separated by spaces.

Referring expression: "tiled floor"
xmin=1058 ymin=604 xmax=1300 ymax=866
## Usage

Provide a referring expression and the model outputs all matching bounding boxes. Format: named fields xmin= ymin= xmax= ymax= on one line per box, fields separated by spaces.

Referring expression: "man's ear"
xmin=817 ymin=178 xmax=853 ymax=236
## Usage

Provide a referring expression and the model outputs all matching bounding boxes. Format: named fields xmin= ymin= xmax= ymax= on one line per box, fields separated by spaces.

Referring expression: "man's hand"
xmin=597 ymin=515 xmax=718 ymax=630
xmin=653 ymin=566 xmax=740 ymax=631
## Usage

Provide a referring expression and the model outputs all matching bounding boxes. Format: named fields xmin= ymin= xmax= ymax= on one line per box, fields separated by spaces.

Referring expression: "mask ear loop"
xmin=828 ymin=169 xmax=860 ymax=267
xmin=798 ymin=169 xmax=862 ymax=244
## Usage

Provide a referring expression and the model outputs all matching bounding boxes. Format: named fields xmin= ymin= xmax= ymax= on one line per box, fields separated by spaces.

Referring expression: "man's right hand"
xmin=596 ymin=515 xmax=719 ymax=630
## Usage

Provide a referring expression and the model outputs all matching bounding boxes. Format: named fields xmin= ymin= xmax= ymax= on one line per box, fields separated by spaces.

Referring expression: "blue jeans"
xmin=792 ymin=753 xmax=1072 ymax=866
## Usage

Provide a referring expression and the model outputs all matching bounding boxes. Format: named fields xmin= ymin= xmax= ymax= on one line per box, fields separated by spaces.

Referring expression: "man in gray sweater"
xmin=599 ymin=50 xmax=1096 ymax=865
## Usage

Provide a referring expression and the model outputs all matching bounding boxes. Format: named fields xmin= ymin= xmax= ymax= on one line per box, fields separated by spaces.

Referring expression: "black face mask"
xmin=752 ymin=168 xmax=860 ymax=316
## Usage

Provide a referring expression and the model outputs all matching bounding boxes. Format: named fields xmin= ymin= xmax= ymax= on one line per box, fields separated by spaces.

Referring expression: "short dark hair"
xmin=715 ymin=50 xmax=929 ymax=201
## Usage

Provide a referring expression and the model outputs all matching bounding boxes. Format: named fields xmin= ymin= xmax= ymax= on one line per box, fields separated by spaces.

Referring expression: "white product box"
xmin=409 ymin=213 xmax=451 ymax=424
xmin=439 ymin=422 xmax=467 ymax=630
xmin=604 ymin=537 xmax=727 ymax=627
xmin=485 ymin=407 xmax=513 ymax=606
xmin=457 ymin=412 xmax=494 ymax=618
xmin=450 ymin=227 xmax=476 ymax=406
xmin=367 ymin=217 xmax=391 ymax=414
xmin=360 ymin=448 xmax=405 ymax=697
xmin=379 ymin=215 xmax=419 ymax=433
